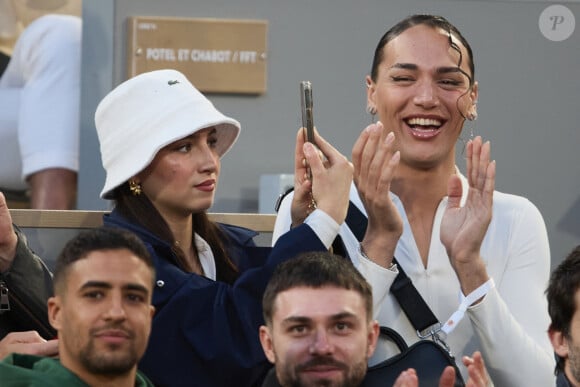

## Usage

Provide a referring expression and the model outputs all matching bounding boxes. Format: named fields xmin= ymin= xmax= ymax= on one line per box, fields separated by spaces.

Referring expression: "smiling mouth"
xmin=405 ymin=117 xmax=443 ymax=138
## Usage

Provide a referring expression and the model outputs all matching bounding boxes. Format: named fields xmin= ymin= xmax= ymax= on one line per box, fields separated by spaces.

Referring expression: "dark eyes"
xmin=208 ymin=136 xmax=218 ymax=148
xmin=126 ymin=293 xmax=146 ymax=303
xmin=84 ymin=291 xmax=104 ymax=299
xmin=439 ymin=79 xmax=462 ymax=86
xmin=391 ymin=76 xmax=413 ymax=83
xmin=176 ymin=144 xmax=192 ymax=153
xmin=335 ymin=322 xmax=348 ymax=331
xmin=175 ymin=137 xmax=218 ymax=152
xmin=287 ymin=322 xmax=352 ymax=335
xmin=82 ymin=291 xmax=145 ymax=303
xmin=289 ymin=325 xmax=307 ymax=334
xmin=390 ymin=75 xmax=465 ymax=88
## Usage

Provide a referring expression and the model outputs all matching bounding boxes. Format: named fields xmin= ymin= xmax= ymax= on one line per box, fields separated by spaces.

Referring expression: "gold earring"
xmin=129 ymin=180 xmax=142 ymax=196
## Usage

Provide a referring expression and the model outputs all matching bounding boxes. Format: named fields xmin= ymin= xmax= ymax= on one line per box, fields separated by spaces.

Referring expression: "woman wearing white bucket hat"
xmin=91 ymin=69 xmax=354 ymax=386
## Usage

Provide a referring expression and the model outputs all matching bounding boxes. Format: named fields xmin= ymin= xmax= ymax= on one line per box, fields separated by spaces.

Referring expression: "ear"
xmin=549 ymin=328 xmax=570 ymax=359
xmin=47 ymin=296 xmax=63 ymax=331
xmin=468 ymin=81 xmax=479 ymax=117
xmin=366 ymin=75 xmax=377 ymax=111
xmin=259 ymin=325 xmax=276 ymax=364
xmin=367 ymin=320 xmax=380 ymax=358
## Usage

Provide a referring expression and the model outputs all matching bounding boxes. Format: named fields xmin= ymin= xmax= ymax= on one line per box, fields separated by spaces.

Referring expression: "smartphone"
xmin=300 ymin=81 xmax=315 ymax=144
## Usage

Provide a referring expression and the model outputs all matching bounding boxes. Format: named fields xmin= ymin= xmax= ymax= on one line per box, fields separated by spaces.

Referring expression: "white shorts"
xmin=0 ymin=14 xmax=81 ymax=190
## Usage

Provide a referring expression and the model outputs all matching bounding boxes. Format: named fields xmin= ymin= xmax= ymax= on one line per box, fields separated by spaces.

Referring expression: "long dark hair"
xmin=111 ymin=182 xmax=239 ymax=284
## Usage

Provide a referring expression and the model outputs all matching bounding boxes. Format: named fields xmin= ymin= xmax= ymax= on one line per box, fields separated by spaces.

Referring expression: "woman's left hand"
xmin=440 ymin=136 xmax=495 ymax=294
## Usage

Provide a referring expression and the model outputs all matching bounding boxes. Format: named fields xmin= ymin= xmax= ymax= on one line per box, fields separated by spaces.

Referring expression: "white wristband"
xmin=441 ymin=278 xmax=495 ymax=335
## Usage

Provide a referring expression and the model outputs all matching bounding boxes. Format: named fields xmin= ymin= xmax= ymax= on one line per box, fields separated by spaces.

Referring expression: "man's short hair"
xmin=546 ymin=245 xmax=580 ymax=372
xmin=262 ymin=251 xmax=373 ymax=325
xmin=53 ymin=227 xmax=155 ymax=294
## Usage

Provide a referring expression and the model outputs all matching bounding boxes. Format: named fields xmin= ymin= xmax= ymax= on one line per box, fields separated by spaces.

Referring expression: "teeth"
xmin=407 ymin=117 xmax=441 ymax=127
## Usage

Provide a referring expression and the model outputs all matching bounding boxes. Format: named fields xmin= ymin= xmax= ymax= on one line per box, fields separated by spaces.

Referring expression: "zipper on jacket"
xmin=0 ymin=280 xmax=9 ymax=312
xmin=0 ymin=279 xmax=55 ymax=338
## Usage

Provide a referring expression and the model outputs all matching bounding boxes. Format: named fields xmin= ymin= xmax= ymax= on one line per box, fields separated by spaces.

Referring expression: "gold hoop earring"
xmin=129 ymin=180 xmax=142 ymax=196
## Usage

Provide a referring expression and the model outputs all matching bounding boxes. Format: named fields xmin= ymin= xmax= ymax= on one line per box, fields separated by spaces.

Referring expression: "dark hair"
xmin=111 ymin=183 xmax=239 ymax=284
xmin=262 ymin=251 xmax=373 ymax=325
xmin=546 ymin=245 xmax=580 ymax=373
xmin=53 ymin=227 xmax=155 ymax=294
xmin=370 ymin=14 xmax=475 ymax=86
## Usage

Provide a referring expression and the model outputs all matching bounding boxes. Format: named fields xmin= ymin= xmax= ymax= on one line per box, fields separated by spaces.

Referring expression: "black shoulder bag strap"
xmin=345 ymin=202 xmax=443 ymax=338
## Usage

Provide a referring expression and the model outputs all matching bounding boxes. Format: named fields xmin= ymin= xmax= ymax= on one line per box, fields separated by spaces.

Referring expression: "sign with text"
xmin=127 ymin=16 xmax=268 ymax=94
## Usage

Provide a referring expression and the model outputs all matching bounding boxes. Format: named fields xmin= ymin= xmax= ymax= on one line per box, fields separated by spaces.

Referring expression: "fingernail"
xmin=386 ymin=131 xmax=394 ymax=144
xmin=392 ymin=150 xmax=400 ymax=161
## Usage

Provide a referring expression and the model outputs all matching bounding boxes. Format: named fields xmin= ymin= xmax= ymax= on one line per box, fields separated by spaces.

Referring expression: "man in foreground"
xmin=0 ymin=227 xmax=156 ymax=386
xmin=259 ymin=251 xmax=490 ymax=387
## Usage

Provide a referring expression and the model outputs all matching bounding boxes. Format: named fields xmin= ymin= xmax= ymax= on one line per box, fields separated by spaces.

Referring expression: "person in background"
xmin=0 ymin=191 xmax=56 ymax=353
xmin=274 ymin=14 xmax=553 ymax=385
xmin=259 ymin=251 xmax=490 ymax=387
xmin=0 ymin=0 xmax=81 ymax=209
xmin=0 ymin=227 xmax=156 ymax=386
xmin=547 ymin=245 xmax=580 ymax=387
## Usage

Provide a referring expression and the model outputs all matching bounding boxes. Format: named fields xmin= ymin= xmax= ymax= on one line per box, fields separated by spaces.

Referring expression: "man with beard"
xmin=547 ymin=246 xmax=580 ymax=387
xmin=259 ymin=251 xmax=490 ymax=387
xmin=0 ymin=227 xmax=156 ymax=386
xmin=259 ymin=251 xmax=379 ymax=387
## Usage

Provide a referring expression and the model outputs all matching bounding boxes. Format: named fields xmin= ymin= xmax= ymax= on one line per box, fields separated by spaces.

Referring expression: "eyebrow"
xmin=281 ymin=311 xmax=358 ymax=325
xmin=180 ymin=127 xmax=217 ymax=141
xmin=436 ymin=67 xmax=465 ymax=76
xmin=80 ymin=281 xmax=149 ymax=294
xmin=390 ymin=63 xmax=418 ymax=71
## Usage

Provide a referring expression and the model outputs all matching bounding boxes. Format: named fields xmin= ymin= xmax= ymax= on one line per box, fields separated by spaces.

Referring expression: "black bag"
xmin=362 ymin=327 xmax=464 ymax=387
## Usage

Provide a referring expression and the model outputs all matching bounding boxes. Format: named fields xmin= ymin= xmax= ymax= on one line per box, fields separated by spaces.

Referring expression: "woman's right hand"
xmin=0 ymin=192 xmax=18 ymax=273
xmin=290 ymin=127 xmax=353 ymax=226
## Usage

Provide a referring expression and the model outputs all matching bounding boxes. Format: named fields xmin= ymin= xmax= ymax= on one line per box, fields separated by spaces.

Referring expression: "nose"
xmin=104 ymin=295 xmax=127 ymax=321
xmin=309 ymin=329 xmax=334 ymax=355
xmin=199 ymin=144 xmax=219 ymax=173
xmin=412 ymin=79 xmax=439 ymax=109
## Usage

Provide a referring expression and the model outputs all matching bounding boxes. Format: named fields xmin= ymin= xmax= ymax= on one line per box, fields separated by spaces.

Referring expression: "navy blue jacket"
xmin=104 ymin=210 xmax=326 ymax=387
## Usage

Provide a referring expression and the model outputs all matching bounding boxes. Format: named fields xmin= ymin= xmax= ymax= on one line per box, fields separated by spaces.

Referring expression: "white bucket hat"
xmin=95 ymin=69 xmax=240 ymax=199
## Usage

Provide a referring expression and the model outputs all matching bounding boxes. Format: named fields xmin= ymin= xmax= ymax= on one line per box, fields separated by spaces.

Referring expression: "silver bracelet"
xmin=359 ymin=243 xmax=397 ymax=271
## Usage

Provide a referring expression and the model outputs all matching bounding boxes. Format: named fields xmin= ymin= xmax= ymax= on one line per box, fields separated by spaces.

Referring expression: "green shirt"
xmin=0 ymin=353 xmax=154 ymax=386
